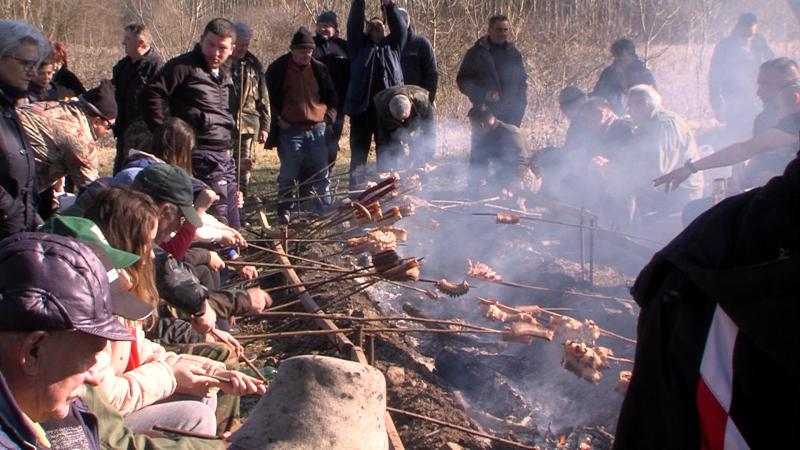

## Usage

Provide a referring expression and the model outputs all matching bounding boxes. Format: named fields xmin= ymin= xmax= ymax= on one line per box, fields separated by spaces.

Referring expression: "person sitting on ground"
xmin=626 ymin=84 xmax=703 ymax=231
xmin=17 ymin=79 xmax=117 ymax=220
xmin=654 ymin=80 xmax=800 ymax=192
xmin=591 ymin=37 xmax=656 ymax=115
xmin=467 ymin=104 xmax=528 ymax=195
xmin=26 ymin=54 xmax=57 ymax=102
xmin=0 ymin=232 xmax=137 ymax=447
xmin=81 ymin=187 xmax=266 ymax=434
xmin=374 ymin=84 xmax=435 ymax=170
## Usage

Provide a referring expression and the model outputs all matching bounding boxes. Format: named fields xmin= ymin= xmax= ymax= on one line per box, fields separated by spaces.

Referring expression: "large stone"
xmin=229 ymin=355 xmax=388 ymax=450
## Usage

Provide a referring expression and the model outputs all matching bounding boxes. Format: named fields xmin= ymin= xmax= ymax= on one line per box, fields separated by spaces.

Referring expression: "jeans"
xmin=192 ymin=149 xmax=241 ymax=229
xmin=276 ymin=123 xmax=331 ymax=214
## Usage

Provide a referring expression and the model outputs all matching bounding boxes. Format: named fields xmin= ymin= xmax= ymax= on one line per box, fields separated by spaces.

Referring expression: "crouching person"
xmin=374 ymin=84 xmax=436 ymax=171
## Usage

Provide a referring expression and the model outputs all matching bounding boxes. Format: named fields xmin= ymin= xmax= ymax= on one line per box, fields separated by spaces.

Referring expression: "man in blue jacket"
xmin=344 ymin=0 xmax=407 ymax=187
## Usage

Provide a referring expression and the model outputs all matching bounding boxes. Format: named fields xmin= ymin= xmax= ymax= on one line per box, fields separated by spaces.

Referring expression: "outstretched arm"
xmin=347 ymin=0 xmax=366 ymax=49
xmin=653 ymin=128 xmax=798 ymax=191
xmin=384 ymin=1 xmax=408 ymax=52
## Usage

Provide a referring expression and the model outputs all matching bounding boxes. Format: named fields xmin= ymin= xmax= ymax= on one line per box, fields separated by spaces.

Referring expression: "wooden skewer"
xmin=240 ymin=355 xmax=269 ymax=383
xmin=225 ymin=260 xmax=350 ymax=273
xmin=254 ymin=311 xmax=496 ymax=331
xmin=152 ymin=425 xmax=220 ymax=440
xmin=246 ymin=243 xmax=346 ymax=271
xmin=238 ymin=328 xmax=356 ymax=341
xmin=606 ymin=355 xmax=635 ymax=365
xmin=385 ymin=407 xmax=537 ymax=450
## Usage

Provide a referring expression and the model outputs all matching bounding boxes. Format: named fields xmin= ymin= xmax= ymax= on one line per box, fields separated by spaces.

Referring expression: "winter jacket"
xmin=17 ymin=100 xmax=100 ymax=192
xmin=112 ymin=47 xmax=164 ymax=136
xmin=228 ymin=51 xmax=270 ymax=135
xmin=400 ymin=30 xmax=438 ymax=103
xmin=51 ymin=66 xmax=85 ymax=99
xmin=154 ymin=245 xmax=208 ymax=317
xmin=141 ymin=45 xmax=235 ymax=152
xmin=343 ymin=0 xmax=407 ymax=116
xmin=456 ymin=36 xmax=528 ymax=126
xmin=265 ymin=53 xmax=338 ymax=148
xmin=591 ymin=58 xmax=655 ymax=115
xmin=708 ymin=33 xmax=773 ymax=120
xmin=313 ymin=33 xmax=350 ymax=107
xmin=0 ymin=370 xmax=44 ymax=449
xmin=374 ymin=84 xmax=434 ymax=138
xmin=25 ymin=83 xmax=57 ymax=103
xmin=615 ymin=156 xmax=800 ymax=449
xmin=0 ymin=86 xmax=38 ymax=240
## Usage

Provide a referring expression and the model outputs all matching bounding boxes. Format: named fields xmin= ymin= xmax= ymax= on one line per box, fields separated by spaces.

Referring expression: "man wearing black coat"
xmin=616 ymin=153 xmax=800 ymax=449
xmin=265 ymin=27 xmax=338 ymax=224
xmin=397 ymin=8 xmax=438 ymax=103
xmin=591 ymin=37 xmax=656 ymax=116
xmin=457 ymin=15 xmax=528 ymax=127
xmin=111 ymin=23 xmax=164 ymax=174
xmin=313 ymin=10 xmax=350 ymax=166
xmin=141 ymin=18 xmax=240 ymax=229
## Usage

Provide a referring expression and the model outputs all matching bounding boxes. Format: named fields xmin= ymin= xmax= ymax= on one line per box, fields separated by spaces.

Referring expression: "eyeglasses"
xmin=6 ymin=55 xmax=39 ymax=71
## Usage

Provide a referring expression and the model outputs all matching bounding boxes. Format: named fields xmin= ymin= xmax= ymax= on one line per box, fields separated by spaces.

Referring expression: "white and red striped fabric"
xmin=696 ymin=305 xmax=750 ymax=450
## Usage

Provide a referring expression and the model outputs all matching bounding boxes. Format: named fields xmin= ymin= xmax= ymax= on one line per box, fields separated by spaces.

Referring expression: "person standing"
xmin=0 ymin=20 xmax=49 ymax=239
xmin=313 ymin=10 xmax=350 ymax=168
xmin=344 ymin=0 xmax=407 ymax=186
xmin=111 ymin=23 xmax=164 ymax=174
xmin=49 ymin=41 xmax=86 ymax=98
xmin=229 ymin=21 xmax=269 ymax=199
xmin=141 ymin=18 xmax=241 ymax=229
xmin=709 ymin=13 xmax=774 ymax=144
xmin=397 ymin=8 xmax=438 ymax=103
xmin=457 ymin=15 xmax=528 ymax=127
xmin=265 ymin=27 xmax=338 ymax=224
xmin=591 ymin=38 xmax=656 ymax=116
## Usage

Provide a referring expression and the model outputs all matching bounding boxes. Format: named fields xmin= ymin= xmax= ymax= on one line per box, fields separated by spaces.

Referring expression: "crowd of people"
xmin=0 ymin=1 xmax=797 ymax=448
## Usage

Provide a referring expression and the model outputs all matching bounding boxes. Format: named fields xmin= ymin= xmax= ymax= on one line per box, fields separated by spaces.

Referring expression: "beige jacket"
xmin=97 ymin=323 xmax=224 ymax=416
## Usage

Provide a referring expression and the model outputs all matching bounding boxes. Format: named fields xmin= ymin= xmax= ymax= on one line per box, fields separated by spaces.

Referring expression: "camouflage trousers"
xmin=232 ymin=132 xmax=256 ymax=197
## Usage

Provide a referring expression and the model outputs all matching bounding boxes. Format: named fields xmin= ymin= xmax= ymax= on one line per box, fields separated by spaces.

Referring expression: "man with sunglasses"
xmin=16 ymin=79 xmax=117 ymax=219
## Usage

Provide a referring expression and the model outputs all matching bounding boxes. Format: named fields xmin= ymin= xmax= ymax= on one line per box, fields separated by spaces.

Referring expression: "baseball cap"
xmin=39 ymin=216 xmax=153 ymax=322
xmin=132 ymin=163 xmax=203 ymax=227
xmin=0 ymin=233 xmax=134 ymax=341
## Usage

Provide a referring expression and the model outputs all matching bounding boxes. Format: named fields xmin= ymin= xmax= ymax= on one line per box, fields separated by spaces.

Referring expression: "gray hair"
xmin=389 ymin=95 xmax=412 ymax=121
xmin=628 ymin=84 xmax=662 ymax=109
xmin=233 ymin=21 xmax=252 ymax=41
xmin=0 ymin=20 xmax=49 ymax=62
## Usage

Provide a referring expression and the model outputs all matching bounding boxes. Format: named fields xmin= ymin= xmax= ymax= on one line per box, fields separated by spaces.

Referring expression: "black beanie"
xmin=81 ymin=79 xmax=117 ymax=120
xmin=290 ymin=27 xmax=315 ymax=49
xmin=317 ymin=11 xmax=338 ymax=30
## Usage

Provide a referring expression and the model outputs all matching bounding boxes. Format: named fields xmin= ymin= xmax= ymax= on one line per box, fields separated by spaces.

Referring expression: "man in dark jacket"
xmin=709 ymin=13 xmax=774 ymax=145
xmin=467 ymin=104 xmax=527 ymax=195
xmin=141 ymin=18 xmax=240 ymax=229
xmin=397 ymin=8 xmax=438 ymax=103
xmin=591 ymin=38 xmax=656 ymax=115
xmin=266 ymin=27 xmax=338 ymax=224
xmin=345 ymin=0 xmax=407 ymax=187
xmin=112 ymin=23 xmax=164 ymax=174
xmin=374 ymin=84 xmax=435 ymax=169
xmin=615 ymin=154 xmax=800 ymax=449
xmin=0 ymin=20 xmax=49 ymax=240
xmin=313 ymin=10 xmax=350 ymax=167
xmin=457 ymin=15 xmax=528 ymax=127
xmin=229 ymin=21 xmax=270 ymax=198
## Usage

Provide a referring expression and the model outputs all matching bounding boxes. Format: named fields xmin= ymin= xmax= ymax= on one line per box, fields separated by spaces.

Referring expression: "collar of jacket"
xmin=476 ymin=35 xmax=515 ymax=51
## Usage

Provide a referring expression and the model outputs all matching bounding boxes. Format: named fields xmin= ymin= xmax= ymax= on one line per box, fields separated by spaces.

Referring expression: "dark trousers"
xmin=276 ymin=123 xmax=331 ymax=214
xmin=192 ymin=149 xmax=241 ymax=229
xmin=348 ymin=108 xmax=378 ymax=187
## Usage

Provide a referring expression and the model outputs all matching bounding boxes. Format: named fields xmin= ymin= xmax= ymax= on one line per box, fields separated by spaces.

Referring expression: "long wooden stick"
xmin=385 ymin=407 xmax=537 ymax=450
xmin=246 ymin=242 xmax=345 ymax=271
xmin=225 ymin=260 xmax=350 ymax=273
xmin=254 ymin=311 xmax=496 ymax=331
xmin=237 ymin=328 xmax=356 ymax=340
xmin=152 ymin=425 xmax=220 ymax=440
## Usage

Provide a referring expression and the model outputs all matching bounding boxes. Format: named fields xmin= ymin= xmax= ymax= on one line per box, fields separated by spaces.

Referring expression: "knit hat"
xmin=388 ymin=95 xmax=412 ymax=121
xmin=738 ymin=13 xmax=758 ymax=27
xmin=80 ymin=79 xmax=117 ymax=120
xmin=317 ymin=11 xmax=338 ymax=30
xmin=291 ymin=27 xmax=315 ymax=49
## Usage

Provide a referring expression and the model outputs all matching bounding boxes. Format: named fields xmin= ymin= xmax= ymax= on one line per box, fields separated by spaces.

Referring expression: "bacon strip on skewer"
xmin=467 ymin=259 xmax=503 ymax=282
xmin=496 ymin=213 xmax=521 ymax=224
xmin=561 ymin=340 xmax=612 ymax=384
